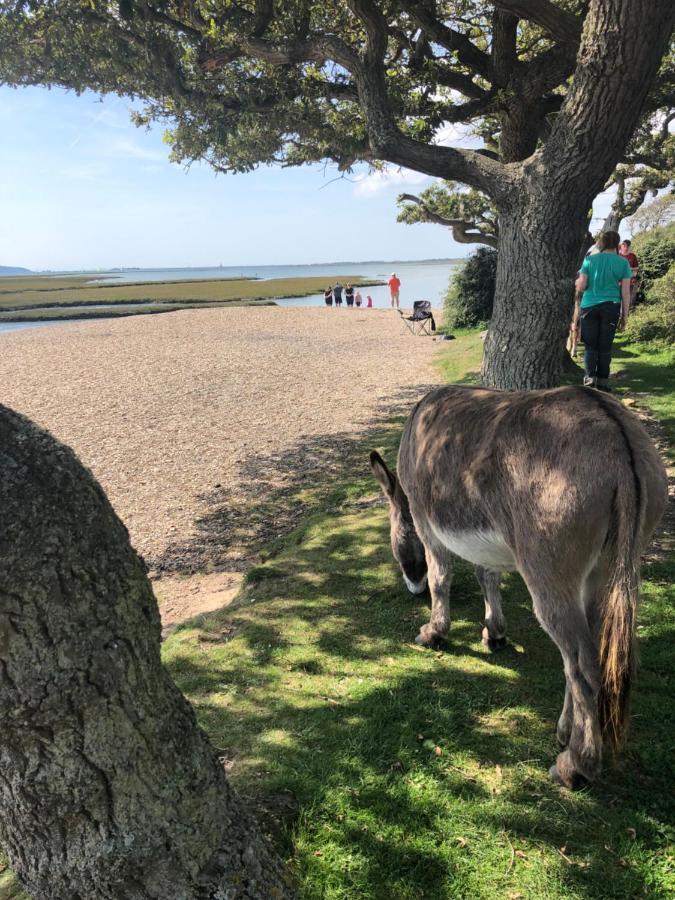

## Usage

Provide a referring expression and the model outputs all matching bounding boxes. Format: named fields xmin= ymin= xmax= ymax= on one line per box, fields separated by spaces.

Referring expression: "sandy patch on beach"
xmin=0 ymin=306 xmax=438 ymax=619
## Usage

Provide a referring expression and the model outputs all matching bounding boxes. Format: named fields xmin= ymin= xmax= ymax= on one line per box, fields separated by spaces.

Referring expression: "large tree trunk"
xmin=482 ymin=198 xmax=589 ymax=390
xmin=0 ymin=405 xmax=293 ymax=899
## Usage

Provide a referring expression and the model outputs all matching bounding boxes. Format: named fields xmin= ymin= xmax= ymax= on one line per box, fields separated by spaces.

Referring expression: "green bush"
xmin=631 ymin=222 xmax=675 ymax=295
xmin=624 ymin=261 xmax=675 ymax=346
xmin=443 ymin=247 xmax=497 ymax=328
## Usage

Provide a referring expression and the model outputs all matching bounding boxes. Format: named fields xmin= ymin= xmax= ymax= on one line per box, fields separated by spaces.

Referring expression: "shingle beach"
xmin=0 ymin=307 xmax=438 ymax=577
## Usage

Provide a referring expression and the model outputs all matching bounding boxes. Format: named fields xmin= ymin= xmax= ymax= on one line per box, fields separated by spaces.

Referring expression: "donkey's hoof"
xmin=414 ymin=628 xmax=447 ymax=650
xmin=483 ymin=637 xmax=508 ymax=653
xmin=548 ymin=763 xmax=586 ymax=791
xmin=482 ymin=628 xmax=508 ymax=653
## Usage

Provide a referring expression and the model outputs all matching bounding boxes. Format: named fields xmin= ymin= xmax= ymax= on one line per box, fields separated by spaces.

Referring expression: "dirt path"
xmin=0 ymin=306 xmax=439 ymax=629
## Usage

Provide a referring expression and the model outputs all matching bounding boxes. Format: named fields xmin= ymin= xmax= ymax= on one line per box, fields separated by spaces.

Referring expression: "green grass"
xmin=434 ymin=328 xmax=484 ymax=384
xmin=609 ymin=338 xmax=675 ymax=461
xmin=2 ymin=333 xmax=673 ymax=899
xmin=158 ymin=332 xmax=674 ymax=899
xmin=0 ymin=274 xmax=381 ymax=318
xmin=0 ymin=863 xmax=26 ymax=900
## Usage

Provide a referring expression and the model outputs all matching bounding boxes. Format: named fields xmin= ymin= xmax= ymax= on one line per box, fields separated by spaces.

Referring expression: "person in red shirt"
xmin=619 ymin=240 xmax=639 ymax=309
xmin=388 ymin=272 xmax=401 ymax=308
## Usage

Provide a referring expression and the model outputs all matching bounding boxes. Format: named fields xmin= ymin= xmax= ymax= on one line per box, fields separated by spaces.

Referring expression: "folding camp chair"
xmin=398 ymin=300 xmax=436 ymax=336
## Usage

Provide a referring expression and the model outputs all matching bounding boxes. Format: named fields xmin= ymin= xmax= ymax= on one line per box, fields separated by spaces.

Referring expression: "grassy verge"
xmin=159 ymin=332 xmax=674 ymax=899
xmin=0 ymin=275 xmax=381 ymax=315
xmin=434 ymin=328 xmax=484 ymax=384
xmin=610 ymin=337 xmax=675 ymax=461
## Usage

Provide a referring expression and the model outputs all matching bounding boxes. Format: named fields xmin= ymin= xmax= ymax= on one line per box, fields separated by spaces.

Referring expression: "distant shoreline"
xmin=2 ymin=258 xmax=463 ymax=277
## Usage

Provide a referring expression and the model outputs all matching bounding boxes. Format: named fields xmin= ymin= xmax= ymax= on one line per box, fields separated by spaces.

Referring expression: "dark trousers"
xmin=580 ymin=302 xmax=620 ymax=381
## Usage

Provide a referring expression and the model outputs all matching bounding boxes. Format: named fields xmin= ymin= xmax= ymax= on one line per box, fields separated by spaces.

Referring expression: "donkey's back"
xmin=371 ymin=384 xmax=667 ymax=788
xmin=397 ymin=385 xmax=666 ymax=567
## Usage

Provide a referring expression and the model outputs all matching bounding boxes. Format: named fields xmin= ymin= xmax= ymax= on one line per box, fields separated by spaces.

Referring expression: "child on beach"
xmin=324 ymin=286 xmax=333 ymax=307
xmin=366 ymin=295 xmax=373 ymax=308
xmin=354 ymin=289 xmax=362 ymax=307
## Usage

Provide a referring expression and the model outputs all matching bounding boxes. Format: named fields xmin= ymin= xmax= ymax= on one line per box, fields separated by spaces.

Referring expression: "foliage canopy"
xmin=0 ymin=2 xmax=669 ymax=199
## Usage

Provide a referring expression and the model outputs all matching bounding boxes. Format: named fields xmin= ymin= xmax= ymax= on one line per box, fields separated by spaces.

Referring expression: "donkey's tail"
xmin=597 ymin=431 xmax=643 ymax=753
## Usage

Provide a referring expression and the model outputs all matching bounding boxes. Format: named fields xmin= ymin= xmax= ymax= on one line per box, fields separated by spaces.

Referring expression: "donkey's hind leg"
xmin=474 ymin=566 xmax=507 ymax=651
xmin=415 ymin=539 xmax=453 ymax=649
xmin=557 ymin=556 xmax=610 ymax=748
xmin=522 ymin=572 xmax=602 ymax=787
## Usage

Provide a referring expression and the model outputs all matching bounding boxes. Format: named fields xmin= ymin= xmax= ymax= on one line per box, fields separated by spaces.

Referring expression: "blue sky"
xmin=0 ymin=85 xmax=615 ymax=272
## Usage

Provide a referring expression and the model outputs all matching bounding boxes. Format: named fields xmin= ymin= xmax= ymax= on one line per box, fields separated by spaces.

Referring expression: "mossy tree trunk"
xmin=0 ymin=405 xmax=293 ymax=899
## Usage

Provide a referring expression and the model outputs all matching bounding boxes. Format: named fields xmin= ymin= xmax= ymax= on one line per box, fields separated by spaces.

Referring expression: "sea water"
xmin=90 ymin=259 xmax=459 ymax=308
xmin=0 ymin=259 xmax=460 ymax=332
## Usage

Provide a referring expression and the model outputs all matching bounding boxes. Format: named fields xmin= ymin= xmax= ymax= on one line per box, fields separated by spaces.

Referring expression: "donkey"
xmin=370 ymin=384 xmax=667 ymax=788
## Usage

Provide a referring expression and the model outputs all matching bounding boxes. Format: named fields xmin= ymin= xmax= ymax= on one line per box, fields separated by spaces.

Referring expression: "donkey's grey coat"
xmin=371 ymin=384 xmax=667 ymax=788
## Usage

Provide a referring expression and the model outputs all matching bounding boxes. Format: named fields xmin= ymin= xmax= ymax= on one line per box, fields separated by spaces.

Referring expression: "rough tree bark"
xmin=0 ymin=405 xmax=293 ymax=899
xmin=482 ymin=196 xmax=589 ymax=389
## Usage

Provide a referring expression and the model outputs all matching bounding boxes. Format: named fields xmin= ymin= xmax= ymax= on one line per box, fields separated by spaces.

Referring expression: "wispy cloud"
xmin=353 ymin=166 xmax=430 ymax=197
xmin=87 ymin=106 xmax=132 ymax=130
xmin=105 ymin=138 xmax=166 ymax=162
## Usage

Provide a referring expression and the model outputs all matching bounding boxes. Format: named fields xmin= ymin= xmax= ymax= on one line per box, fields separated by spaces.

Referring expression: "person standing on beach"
xmin=388 ymin=273 xmax=401 ymax=308
xmin=333 ymin=282 xmax=343 ymax=307
xmin=354 ymin=289 xmax=362 ymax=307
xmin=366 ymin=295 xmax=373 ymax=308
xmin=324 ymin=286 xmax=333 ymax=307
xmin=345 ymin=284 xmax=355 ymax=308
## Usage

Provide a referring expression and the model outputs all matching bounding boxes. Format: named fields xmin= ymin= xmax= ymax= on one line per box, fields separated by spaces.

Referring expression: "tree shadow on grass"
xmin=149 ymin=383 xmax=438 ymax=574
xmin=165 ymin=508 xmax=674 ymax=900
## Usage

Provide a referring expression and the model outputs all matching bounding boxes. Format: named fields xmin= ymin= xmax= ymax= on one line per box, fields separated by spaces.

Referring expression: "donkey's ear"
xmin=370 ymin=450 xmax=396 ymax=499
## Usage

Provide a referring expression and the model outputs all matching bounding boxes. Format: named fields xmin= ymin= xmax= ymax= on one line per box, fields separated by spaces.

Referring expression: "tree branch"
xmin=491 ymin=0 xmax=582 ymax=44
xmin=491 ymin=8 xmax=518 ymax=87
xmin=400 ymin=2 xmax=493 ymax=79
xmin=398 ymin=192 xmax=499 ymax=247
xmin=429 ymin=62 xmax=487 ymax=99
xmin=252 ymin=0 xmax=274 ymax=37
xmin=346 ymin=0 xmax=388 ymax=61
xmin=201 ymin=33 xmax=360 ymax=71
xmin=519 ymin=42 xmax=577 ymax=99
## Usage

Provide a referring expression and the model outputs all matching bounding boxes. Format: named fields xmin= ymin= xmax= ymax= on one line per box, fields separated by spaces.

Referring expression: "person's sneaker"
xmin=583 ymin=376 xmax=597 ymax=388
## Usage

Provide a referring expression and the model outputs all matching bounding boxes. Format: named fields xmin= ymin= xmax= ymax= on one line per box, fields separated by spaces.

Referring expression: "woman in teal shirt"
xmin=574 ymin=230 xmax=632 ymax=392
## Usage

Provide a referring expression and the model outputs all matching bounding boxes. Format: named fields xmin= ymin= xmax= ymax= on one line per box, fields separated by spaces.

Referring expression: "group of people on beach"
xmin=323 ymin=273 xmax=403 ymax=309
xmin=324 ymin=283 xmax=372 ymax=308
xmin=572 ymin=233 xmax=639 ymax=392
